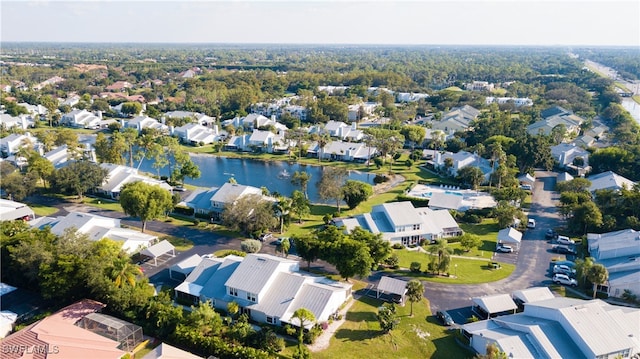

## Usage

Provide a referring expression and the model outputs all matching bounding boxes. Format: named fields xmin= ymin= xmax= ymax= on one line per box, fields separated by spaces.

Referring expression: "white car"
xmin=527 ymin=219 xmax=536 ymax=229
xmin=553 ymin=273 xmax=578 ymax=287
xmin=553 ymin=264 xmax=576 ymax=276
xmin=556 ymin=236 xmax=575 ymax=245
xmin=496 ymin=245 xmax=513 ymax=253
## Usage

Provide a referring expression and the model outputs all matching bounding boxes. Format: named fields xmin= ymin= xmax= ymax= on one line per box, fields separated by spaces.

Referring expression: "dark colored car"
xmin=436 ymin=310 xmax=454 ymax=326
xmin=551 ymin=245 xmax=576 ymax=255
xmin=545 ymin=229 xmax=558 ymax=239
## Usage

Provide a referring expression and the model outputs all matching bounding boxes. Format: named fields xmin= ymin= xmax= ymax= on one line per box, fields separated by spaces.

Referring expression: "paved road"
xmin=422 ymin=170 xmax=563 ymax=322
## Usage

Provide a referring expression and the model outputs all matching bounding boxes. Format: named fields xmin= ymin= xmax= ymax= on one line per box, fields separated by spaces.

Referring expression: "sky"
xmin=1 ymin=0 xmax=639 ymax=46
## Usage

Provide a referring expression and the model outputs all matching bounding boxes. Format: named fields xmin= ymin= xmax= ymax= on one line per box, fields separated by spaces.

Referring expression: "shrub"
xmin=462 ymin=213 xmax=482 ymax=224
xmin=240 ymin=239 xmax=262 ymax=253
xmin=405 ymin=159 xmax=414 ymax=168
xmin=392 ymin=243 xmax=404 ymax=250
xmin=215 ymin=249 xmax=246 ymax=258
xmin=193 ymin=219 xmax=200 ymax=226
xmin=385 ymin=254 xmax=400 ymax=269
xmin=410 ymin=262 xmax=422 ymax=273
xmin=373 ymin=174 xmax=389 ymax=184
xmin=320 ymin=322 xmax=329 ymax=330
xmin=304 ymin=324 xmax=323 ymax=344
xmin=467 ymin=315 xmax=479 ymax=323
xmin=173 ymin=205 xmax=195 ymax=216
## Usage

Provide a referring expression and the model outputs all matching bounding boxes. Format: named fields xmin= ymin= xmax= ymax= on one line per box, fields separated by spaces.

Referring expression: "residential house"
xmin=173 ymin=123 xmax=222 ymax=145
xmin=125 ymin=115 xmax=169 ymax=133
xmin=179 ymin=68 xmax=201 ymax=78
xmin=587 ymin=229 xmax=640 ymax=298
xmin=61 ymin=94 xmax=81 ymax=107
xmin=557 ymin=172 xmax=574 ymax=183
xmin=528 ymin=106 xmax=585 ymax=136
xmin=223 ymin=114 xmax=287 ymax=133
xmin=174 ymin=253 xmax=352 ymax=329
xmin=485 ymin=97 xmax=533 ymax=107
xmin=431 ymin=150 xmax=493 ymax=182
xmin=396 ymin=92 xmax=430 ymax=102
xmin=1 ymin=299 xmax=130 ymax=359
xmin=540 ymin=105 xmax=571 ymax=119
xmin=322 ymin=121 xmax=364 ymax=141
xmin=98 ymin=163 xmax=173 ymax=199
xmin=105 ymin=81 xmax=133 ymax=92
xmin=461 ymin=297 xmax=640 ymax=359
xmin=587 ymin=171 xmax=636 ymax=193
xmin=511 ymin=287 xmax=555 ymax=310
xmin=333 ymin=201 xmax=462 ymax=246
xmin=307 ymin=140 xmax=377 ymax=163
xmin=431 ymin=105 xmax=480 ymax=134
xmin=142 ymin=343 xmax=204 ymax=359
xmin=61 ymin=109 xmax=101 ymax=129
xmin=347 ymin=102 xmax=379 ymax=121
xmin=29 ymin=211 xmax=157 ymax=253
xmin=17 ymin=102 xmax=47 ymax=117
xmin=164 ymin=111 xmax=215 ymax=126
xmin=42 ymin=144 xmax=71 ymax=168
xmin=551 ymin=143 xmax=590 ymax=174
xmin=32 ymin=76 xmax=64 ymax=91
xmin=0 ymin=199 xmax=35 ymax=221
xmin=464 ymin=81 xmax=495 ymax=92
xmin=317 ymin=85 xmax=349 ymax=94
xmin=0 ymin=132 xmax=38 ymax=156
xmin=0 ymin=114 xmax=33 ymax=130
xmin=180 ymin=182 xmax=265 ymax=220
xmin=471 ymin=293 xmax=518 ymax=319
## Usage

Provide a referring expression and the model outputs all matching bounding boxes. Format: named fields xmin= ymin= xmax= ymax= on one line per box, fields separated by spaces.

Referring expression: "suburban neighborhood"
xmin=1 ymin=16 xmax=640 ymax=359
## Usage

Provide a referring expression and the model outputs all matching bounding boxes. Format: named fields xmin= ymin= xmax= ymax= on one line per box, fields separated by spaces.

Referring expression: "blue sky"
xmin=1 ymin=0 xmax=639 ymax=46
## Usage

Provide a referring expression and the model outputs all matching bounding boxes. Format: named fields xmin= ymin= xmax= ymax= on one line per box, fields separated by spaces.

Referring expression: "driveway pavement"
xmin=422 ymin=170 xmax=564 ymax=321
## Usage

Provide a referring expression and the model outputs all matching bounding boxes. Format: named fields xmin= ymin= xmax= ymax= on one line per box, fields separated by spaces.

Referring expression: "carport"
xmin=497 ymin=227 xmax=522 ymax=251
xmin=140 ymin=240 xmax=175 ymax=266
xmin=169 ymin=254 xmax=202 ymax=280
xmin=376 ymin=276 xmax=408 ymax=304
xmin=472 ymin=293 xmax=517 ymax=319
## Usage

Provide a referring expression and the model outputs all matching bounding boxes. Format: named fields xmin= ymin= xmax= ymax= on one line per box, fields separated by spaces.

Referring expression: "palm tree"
xmin=274 ymin=196 xmax=292 ymax=234
xmin=428 ymin=239 xmax=453 ymax=275
xmin=291 ymin=307 xmax=316 ymax=343
xmin=406 ymin=279 xmax=424 ymax=317
xmin=112 ymin=259 xmax=142 ymax=288
xmin=315 ymin=133 xmax=330 ymax=163
xmin=291 ymin=171 xmax=311 ymax=199
xmin=586 ymin=264 xmax=609 ymax=298
xmin=227 ymin=301 xmax=239 ymax=321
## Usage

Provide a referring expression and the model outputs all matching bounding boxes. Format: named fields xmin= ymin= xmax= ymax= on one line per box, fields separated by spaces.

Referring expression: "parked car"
xmin=436 ymin=310 xmax=455 ymax=326
xmin=553 ymin=273 xmax=578 ymax=287
xmin=545 ymin=229 xmax=558 ymax=240
xmin=496 ymin=245 xmax=514 ymax=253
xmin=173 ymin=185 xmax=187 ymax=192
xmin=556 ymin=236 xmax=575 ymax=245
xmin=553 ymin=264 xmax=576 ymax=276
xmin=527 ymin=219 xmax=536 ymax=229
xmin=551 ymin=245 xmax=576 ymax=255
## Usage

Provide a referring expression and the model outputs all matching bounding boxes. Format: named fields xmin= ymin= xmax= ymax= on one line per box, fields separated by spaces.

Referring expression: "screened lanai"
xmin=77 ymin=312 xmax=143 ymax=352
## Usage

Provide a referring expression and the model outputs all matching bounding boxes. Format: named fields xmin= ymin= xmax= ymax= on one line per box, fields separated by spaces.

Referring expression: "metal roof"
xmin=224 ymin=254 xmax=297 ymax=295
xmin=377 ymin=276 xmax=408 ymax=296
xmin=170 ymin=254 xmax=202 ymax=275
xmin=253 ymin=272 xmax=306 ymax=318
xmin=472 ymin=293 xmax=517 ymax=314
xmin=511 ymin=287 xmax=555 ymax=304
xmin=140 ymin=240 xmax=175 ymax=258
xmin=379 ymin=202 xmax=422 ymax=227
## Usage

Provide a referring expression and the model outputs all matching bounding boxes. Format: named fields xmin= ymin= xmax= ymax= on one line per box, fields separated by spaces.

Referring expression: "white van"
xmin=527 ymin=219 xmax=536 ymax=229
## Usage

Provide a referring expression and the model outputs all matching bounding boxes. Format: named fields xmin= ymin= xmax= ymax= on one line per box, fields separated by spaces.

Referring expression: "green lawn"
xmin=161 ymin=235 xmax=194 ymax=251
xmin=389 ymin=249 xmax=514 ymax=284
xmin=27 ymin=203 xmax=60 ymax=217
xmin=82 ymin=197 xmax=123 ymax=212
xmin=307 ymin=295 xmax=473 ymax=359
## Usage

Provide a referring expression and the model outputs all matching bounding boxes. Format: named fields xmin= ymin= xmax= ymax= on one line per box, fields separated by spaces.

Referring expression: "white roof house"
xmin=98 ymin=163 xmax=173 ymax=199
xmin=29 ymin=212 xmax=156 ymax=254
xmin=485 ymin=96 xmax=533 ymax=107
xmin=125 ymin=116 xmax=169 ymax=133
xmin=471 ymin=293 xmax=518 ymax=319
xmin=527 ymin=113 xmax=584 ymax=136
xmin=174 ymin=253 xmax=352 ymax=329
xmin=0 ymin=199 xmax=35 ymax=221
xmin=307 ymin=140 xmax=377 ymax=163
xmin=164 ymin=111 xmax=214 ymax=126
xmin=180 ymin=182 xmax=271 ymax=220
xmin=43 ymin=144 xmax=70 ymax=168
xmin=497 ymin=227 xmax=522 ymax=250
xmin=0 ymin=114 xmax=34 ymax=130
xmin=432 ymin=150 xmax=493 ymax=181
xmin=587 ymin=171 xmax=636 ymax=193
xmin=60 ymin=109 xmax=101 ymax=129
xmin=0 ymin=132 xmax=38 ymax=156
xmin=141 ymin=343 xmax=204 ymax=359
xmin=551 ymin=143 xmax=590 ymax=167
xmin=431 ymin=105 xmax=480 ymax=134
xmin=587 ymin=229 xmax=640 ymax=298
xmin=511 ymin=287 xmax=555 ymax=307
xmin=334 ymin=201 xmax=462 ymax=246
xmin=173 ymin=123 xmax=221 ymax=145
xmin=462 ymin=297 xmax=640 ymax=359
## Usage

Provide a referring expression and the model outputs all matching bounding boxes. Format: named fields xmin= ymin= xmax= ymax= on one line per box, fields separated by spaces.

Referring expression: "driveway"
xmin=424 ymin=170 xmax=563 ymax=320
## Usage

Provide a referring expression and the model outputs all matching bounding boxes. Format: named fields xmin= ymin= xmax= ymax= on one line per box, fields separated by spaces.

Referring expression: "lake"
xmin=137 ymin=155 xmax=375 ymax=203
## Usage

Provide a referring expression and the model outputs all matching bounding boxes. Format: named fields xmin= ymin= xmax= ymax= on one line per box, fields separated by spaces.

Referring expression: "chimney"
xmin=271 ymin=114 xmax=276 ymax=121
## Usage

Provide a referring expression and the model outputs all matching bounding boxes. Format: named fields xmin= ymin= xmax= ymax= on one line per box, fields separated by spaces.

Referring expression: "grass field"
xmin=28 ymin=203 xmax=60 ymax=217
xmin=305 ymin=295 xmax=473 ymax=359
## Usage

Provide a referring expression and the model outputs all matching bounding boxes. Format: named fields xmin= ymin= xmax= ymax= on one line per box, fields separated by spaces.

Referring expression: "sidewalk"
xmin=308 ymin=294 xmax=360 ymax=352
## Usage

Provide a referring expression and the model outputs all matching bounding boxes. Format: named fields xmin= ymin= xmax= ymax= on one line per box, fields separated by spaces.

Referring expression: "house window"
xmin=247 ymin=292 xmax=256 ymax=302
xmin=413 ymin=224 xmax=421 ymax=231
xmin=266 ymin=316 xmax=274 ymax=324
xmin=229 ymin=287 xmax=238 ymax=297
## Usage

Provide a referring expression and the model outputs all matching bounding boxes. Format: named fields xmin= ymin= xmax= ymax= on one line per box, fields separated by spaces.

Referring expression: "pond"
xmin=137 ymin=155 xmax=375 ymax=203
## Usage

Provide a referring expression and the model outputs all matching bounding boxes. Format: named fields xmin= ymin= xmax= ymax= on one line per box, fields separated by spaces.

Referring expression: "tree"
xmin=459 ymin=233 xmax=482 ymax=252
xmin=314 ymin=133 xmax=330 ymax=163
xmin=457 ymin=166 xmax=485 ymax=190
xmin=278 ymin=237 xmax=291 ymax=257
xmin=294 ymin=234 xmax=321 ymax=270
xmin=342 ymin=180 xmax=373 ymax=209
xmin=111 ymin=259 xmax=142 ymax=288
xmin=570 ymin=201 xmax=603 ymax=234
xmin=475 ymin=343 xmax=508 ymax=359
xmin=51 ymin=161 xmax=108 ymax=199
xmin=40 ymin=95 xmax=58 ymax=127
xmin=120 ymin=102 xmax=142 ymax=117
xmin=377 ymin=302 xmax=399 ymax=333
xmin=290 ymin=190 xmax=310 ymax=223
xmin=329 ymin=239 xmax=373 ymax=281
xmin=241 ymin=239 xmax=262 ymax=253
xmin=222 ymin=194 xmax=278 ymax=236
xmin=291 ymin=171 xmax=311 ymax=199
xmin=291 ymin=307 xmax=315 ymax=342
xmin=406 ymin=279 xmax=424 ymax=317
xmin=493 ymin=201 xmax=520 ymax=228
xmin=586 ymin=263 xmax=609 ymax=299
xmin=119 ymin=181 xmax=174 ymax=232
xmin=574 ymin=257 xmax=594 ymax=288
xmin=316 ymin=167 xmax=348 ymax=213
xmin=428 ymin=239 xmax=452 ymax=275
xmin=349 ymin=227 xmax=391 ymax=269
xmin=401 ymin=125 xmax=426 ymax=150
xmin=178 ymin=160 xmax=201 ymax=185
xmin=1 ymin=168 xmax=37 ymax=201
xmin=121 ymin=127 xmax=139 ymax=168
xmin=27 ymin=154 xmax=54 ymax=188
xmin=274 ymin=196 xmax=292 ymax=234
